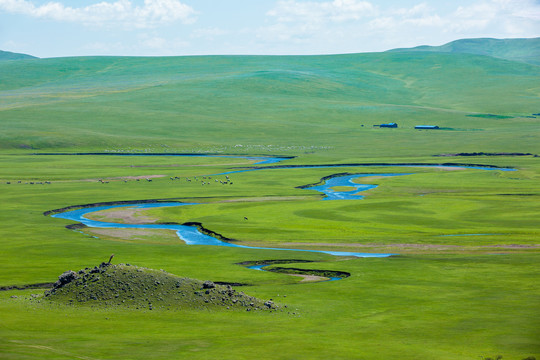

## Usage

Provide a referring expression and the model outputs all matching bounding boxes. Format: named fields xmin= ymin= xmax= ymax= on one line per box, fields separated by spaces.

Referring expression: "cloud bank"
xmin=0 ymin=0 xmax=197 ymax=28
xmin=261 ymin=0 xmax=540 ymax=51
xmin=0 ymin=0 xmax=538 ymax=56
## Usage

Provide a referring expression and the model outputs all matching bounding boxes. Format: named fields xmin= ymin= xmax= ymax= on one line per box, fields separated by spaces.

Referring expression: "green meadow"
xmin=1 ymin=42 xmax=539 ymax=359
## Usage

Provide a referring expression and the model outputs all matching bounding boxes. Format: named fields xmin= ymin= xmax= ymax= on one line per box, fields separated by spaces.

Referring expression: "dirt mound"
xmin=44 ymin=262 xmax=281 ymax=312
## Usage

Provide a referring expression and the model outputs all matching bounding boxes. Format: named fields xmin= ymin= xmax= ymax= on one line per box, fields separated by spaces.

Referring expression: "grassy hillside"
xmin=0 ymin=50 xmax=37 ymax=61
xmin=389 ymin=37 xmax=540 ymax=66
xmin=0 ymin=51 xmax=538 ymax=156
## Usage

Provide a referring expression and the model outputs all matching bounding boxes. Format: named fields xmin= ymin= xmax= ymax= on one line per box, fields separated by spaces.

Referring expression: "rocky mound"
xmin=44 ymin=262 xmax=280 ymax=312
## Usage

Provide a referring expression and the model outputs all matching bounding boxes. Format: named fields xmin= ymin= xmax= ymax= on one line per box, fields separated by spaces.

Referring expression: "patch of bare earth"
xmin=217 ymin=196 xmax=314 ymax=203
xmin=113 ymin=175 xmax=166 ymax=180
xmin=288 ymin=274 xmax=330 ymax=283
xmin=85 ymin=207 xmax=157 ymax=224
xmin=127 ymin=162 xmax=254 ymax=167
xmin=431 ymin=166 xmax=466 ymax=171
xmin=84 ymin=228 xmax=181 ymax=244
xmin=277 ymin=242 xmax=540 ymax=253
xmin=352 ymin=176 xmax=389 ymax=183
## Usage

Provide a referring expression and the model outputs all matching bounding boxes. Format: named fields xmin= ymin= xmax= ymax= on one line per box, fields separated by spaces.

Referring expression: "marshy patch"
xmin=0 ymin=282 xmax=54 ymax=291
xmin=237 ymin=259 xmax=350 ymax=282
xmin=466 ymin=114 xmax=513 ymax=119
xmin=268 ymin=267 xmax=350 ymax=282
xmin=435 ymin=152 xmax=537 ymax=157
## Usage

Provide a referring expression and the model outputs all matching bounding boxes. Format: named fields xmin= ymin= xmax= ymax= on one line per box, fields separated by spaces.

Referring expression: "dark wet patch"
xmin=268 ymin=267 xmax=350 ymax=279
xmin=236 ymin=259 xmax=315 ymax=266
xmin=0 ymin=283 xmax=54 ymax=291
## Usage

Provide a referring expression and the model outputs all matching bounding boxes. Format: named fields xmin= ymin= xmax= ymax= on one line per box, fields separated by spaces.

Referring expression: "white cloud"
xmin=267 ymin=0 xmax=377 ymax=24
xmin=368 ymin=3 xmax=447 ymax=31
xmin=260 ymin=0 xmax=377 ymax=47
xmin=450 ymin=0 xmax=540 ymax=33
xmin=259 ymin=0 xmax=540 ymax=54
xmin=0 ymin=0 xmax=197 ymax=28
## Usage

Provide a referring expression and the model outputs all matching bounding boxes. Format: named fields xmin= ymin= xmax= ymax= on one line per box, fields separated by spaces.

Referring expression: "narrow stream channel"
xmin=52 ymin=200 xmax=394 ymax=258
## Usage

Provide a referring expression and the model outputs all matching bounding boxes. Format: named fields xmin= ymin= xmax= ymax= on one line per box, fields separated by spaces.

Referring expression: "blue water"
xmin=53 ymin=201 xmax=393 ymax=258
xmin=304 ymin=173 xmax=409 ymax=200
xmin=247 ymin=265 xmax=268 ymax=271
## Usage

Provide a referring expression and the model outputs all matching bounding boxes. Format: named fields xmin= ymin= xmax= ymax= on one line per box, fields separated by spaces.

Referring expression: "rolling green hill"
xmin=388 ymin=37 xmax=540 ymax=65
xmin=0 ymin=49 xmax=538 ymax=155
xmin=0 ymin=50 xmax=37 ymax=61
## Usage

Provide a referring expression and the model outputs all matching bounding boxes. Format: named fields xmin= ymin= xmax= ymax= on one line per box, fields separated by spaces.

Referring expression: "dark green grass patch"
xmin=467 ymin=114 xmax=514 ymax=119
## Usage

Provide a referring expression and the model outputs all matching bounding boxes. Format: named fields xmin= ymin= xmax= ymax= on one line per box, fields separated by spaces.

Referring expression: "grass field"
xmin=0 ymin=42 xmax=539 ymax=359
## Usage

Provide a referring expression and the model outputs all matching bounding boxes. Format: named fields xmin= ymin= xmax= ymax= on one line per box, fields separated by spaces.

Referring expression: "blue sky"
xmin=1 ymin=0 xmax=539 ymax=57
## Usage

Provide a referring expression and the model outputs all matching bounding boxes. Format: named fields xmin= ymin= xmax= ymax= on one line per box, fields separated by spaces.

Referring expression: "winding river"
xmin=52 ymin=202 xmax=394 ymax=258
xmin=50 ymin=155 xmax=514 ymax=259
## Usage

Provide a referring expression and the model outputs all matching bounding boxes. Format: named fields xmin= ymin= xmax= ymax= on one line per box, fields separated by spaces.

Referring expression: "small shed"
xmin=376 ymin=122 xmax=398 ymax=128
xmin=415 ymin=125 xmax=439 ymax=130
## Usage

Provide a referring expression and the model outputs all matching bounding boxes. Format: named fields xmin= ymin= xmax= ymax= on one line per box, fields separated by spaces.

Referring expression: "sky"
xmin=0 ymin=0 xmax=539 ymax=58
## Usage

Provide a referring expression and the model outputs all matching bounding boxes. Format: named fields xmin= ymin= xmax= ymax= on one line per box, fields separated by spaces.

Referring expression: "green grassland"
xmin=1 ymin=42 xmax=539 ymax=359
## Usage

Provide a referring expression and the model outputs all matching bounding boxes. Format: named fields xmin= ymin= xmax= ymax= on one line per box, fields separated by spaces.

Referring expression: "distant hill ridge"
xmin=388 ymin=37 xmax=540 ymax=65
xmin=0 ymin=50 xmax=37 ymax=61
xmin=2 ymin=38 xmax=538 ymax=64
